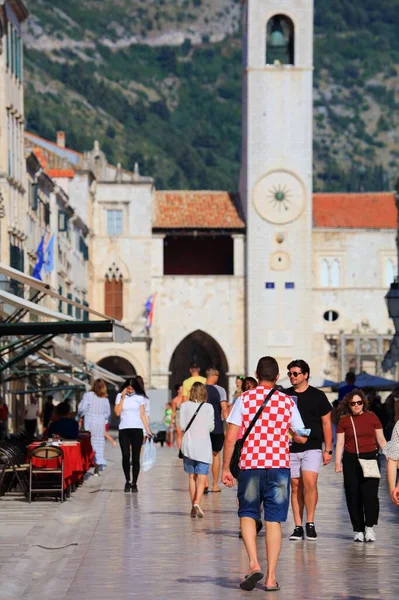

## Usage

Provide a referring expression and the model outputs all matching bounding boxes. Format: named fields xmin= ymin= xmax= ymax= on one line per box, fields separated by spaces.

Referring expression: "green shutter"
xmin=75 ymin=297 xmax=81 ymax=320
xmin=58 ymin=286 xmax=63 ymax=313
xmin=83 ymin=301 xmax=89 ymax=338
xmin=32 ymin=185 xmax=39 ymax=210
xmin=67 ymin=293 xmax=73 ymax=316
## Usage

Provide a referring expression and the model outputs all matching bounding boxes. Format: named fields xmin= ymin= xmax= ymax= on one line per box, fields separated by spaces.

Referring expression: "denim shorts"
xmin=183 ymin=457 xmax=209 ymax=475
xmin=238 ymin=468 xmax=290 ymax=523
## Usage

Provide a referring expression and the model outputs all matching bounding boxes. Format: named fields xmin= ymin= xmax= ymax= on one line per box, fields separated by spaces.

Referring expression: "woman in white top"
xmin=115 ymin=377 xmax=152 ymax=493
xmin=180 ymin=382 xmax=214 ymax=518
xmin=385 ymin=420 xmax=399 ymax=506
xmin=25 ymin=396 xmax=39 ymax=436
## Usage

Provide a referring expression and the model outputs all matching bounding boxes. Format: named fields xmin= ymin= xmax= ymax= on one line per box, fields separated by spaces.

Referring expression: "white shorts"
xmin=290 ymin=449 xmax=322 ymax=479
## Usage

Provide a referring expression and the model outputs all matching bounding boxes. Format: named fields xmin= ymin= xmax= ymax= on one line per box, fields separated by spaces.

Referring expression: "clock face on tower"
xmin=253 ymin=170 xmax=305 ymax=225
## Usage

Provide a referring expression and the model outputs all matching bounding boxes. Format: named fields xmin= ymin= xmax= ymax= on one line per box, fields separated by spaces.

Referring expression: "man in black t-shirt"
xmin=205 ymin=367 xmax=228 ymax=493
xmin=286 ymin=359 xmax=332 ymax=541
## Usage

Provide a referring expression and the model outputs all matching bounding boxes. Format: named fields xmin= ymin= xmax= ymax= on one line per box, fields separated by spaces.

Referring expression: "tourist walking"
xmin=338 ymin=371 xmax=357 ymax=401
xmin=230 ymin=375 xmax=244 ymax=407
xmin=182 ymin=362 xmax=206 ymax=400
xmin=286 ymin=359 xmax=333 ymax=541
xmin=385 ymin=420 xmax=399 ymax=506
xmin=78 ymin=379 xmax=111 ymax=476
xmin=115 ymin=377 xmax=152 ymax=493
xmin=0 ymin=396 xmax=8 ymax=440
xmin=335 ymin=390 xmax=386 ymax=542
xmin=171 ymin=383 xmax=184 ymax=450
xmin=40 ymin=396 xmax=54 ymax=430
xmin=205 ymin=367 xmax=228 ymax=492
xmin=180 ymin=382 xmax=214 ymax=518
xmin=222 ymin=356 xmax=306 ymax=592
xmin=24 ymin=396 xmax=39 ymax=436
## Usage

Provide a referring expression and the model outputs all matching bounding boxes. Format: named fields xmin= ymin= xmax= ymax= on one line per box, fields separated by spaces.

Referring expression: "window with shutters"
xmin=104 ymin=265 xmax=123 ymax=320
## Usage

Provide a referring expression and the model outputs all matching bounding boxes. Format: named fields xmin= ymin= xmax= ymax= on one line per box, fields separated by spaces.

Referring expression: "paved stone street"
xmin=1 ymin=443 xmax=398 ymax=600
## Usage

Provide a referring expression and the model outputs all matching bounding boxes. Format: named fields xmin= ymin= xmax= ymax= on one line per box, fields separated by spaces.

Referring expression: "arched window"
xmin=330 ymin=259 xmax=340 ymax=287
xmin=385 ymin=258 xmax=395 ymax=287
xmin=266 ymin=14 xmax=294 ymax=66
xmin=104 ymin=264 xmax=123 ymax=320
xmin=320 ymin=259 xmax=329 ymax=287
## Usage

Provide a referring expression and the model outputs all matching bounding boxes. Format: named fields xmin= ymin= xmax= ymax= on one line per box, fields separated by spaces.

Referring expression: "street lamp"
xmin=383 ymin=178 xmax=399 ymax=370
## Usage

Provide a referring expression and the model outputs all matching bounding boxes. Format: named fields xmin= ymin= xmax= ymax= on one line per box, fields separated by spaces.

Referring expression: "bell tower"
xmin=240 ymin=1 xmax=314 ymax=372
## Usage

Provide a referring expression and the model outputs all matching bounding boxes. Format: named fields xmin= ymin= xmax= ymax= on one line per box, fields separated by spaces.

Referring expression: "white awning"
xmin=0 ymin=289 xmax=76 ymax=321
xmin=91 ymin=364 xmax=124 ymax=385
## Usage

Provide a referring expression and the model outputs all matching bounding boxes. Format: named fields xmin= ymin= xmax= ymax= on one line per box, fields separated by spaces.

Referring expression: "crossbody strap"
xmin=241 ymin=388 xmax=277 ymax=445
xmin=350 ymin=416 xmax=360 ymax=456
xmin=183 ymin=402 xmax=204 ymax=434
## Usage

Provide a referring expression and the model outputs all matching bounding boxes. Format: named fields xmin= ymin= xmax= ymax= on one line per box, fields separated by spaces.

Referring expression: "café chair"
xmin=29 ymin=446 xmax=64 ymax=503
xmin=0 ymin=443 xmax=29 ymax=498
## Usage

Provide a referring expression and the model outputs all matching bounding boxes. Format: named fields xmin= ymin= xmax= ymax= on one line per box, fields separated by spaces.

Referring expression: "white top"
xmin=214 ymin=384 xmax=227 ymax=402
xmin=384 ymin=421 xmax=399 ymax=461
xmin=115 ymin=393 xmax=146 ymax=430
xmin=26 ymin=403 xmax=38 ymax=420
xmin=180 ymin=401 xmax=215 ymax=464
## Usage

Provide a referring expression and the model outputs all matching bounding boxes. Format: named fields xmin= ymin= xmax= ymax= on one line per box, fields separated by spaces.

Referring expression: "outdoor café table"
xmin=28 ymin=440 xmax=92 ymax=490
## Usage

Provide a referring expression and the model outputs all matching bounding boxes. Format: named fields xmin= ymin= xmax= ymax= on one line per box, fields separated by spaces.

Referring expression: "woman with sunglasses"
xmin=335 ymin=390 xmax=386 ymax=542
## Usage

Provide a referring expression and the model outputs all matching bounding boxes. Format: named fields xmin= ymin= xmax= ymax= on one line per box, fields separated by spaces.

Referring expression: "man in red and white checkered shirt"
xmin=222 ymin=356 xmax=306 ymax=592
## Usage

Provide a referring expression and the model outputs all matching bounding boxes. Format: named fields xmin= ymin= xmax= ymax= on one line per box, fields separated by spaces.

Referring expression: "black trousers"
xmin=25 ymin=419 xmax=37 ymax=436
xmin=342 ymin=450 xmax=380 ymax=532
xmin=119 ymin=428 xmax=143 ymax=484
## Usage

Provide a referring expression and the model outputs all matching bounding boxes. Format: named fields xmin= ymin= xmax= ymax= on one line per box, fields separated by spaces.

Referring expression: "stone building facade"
xmin=18 ymin=0 xmax=398 ymax=399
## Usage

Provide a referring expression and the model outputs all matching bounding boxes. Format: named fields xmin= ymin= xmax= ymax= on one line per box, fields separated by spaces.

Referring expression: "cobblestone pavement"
xmin=1 ymin=443 xmax=398 ymax=600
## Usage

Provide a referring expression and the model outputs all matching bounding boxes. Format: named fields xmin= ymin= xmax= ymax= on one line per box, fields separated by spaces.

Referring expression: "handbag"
xmin=350 ymin=416 xmax=381 ymax=479
xmin=178 ymin=402 xmax=204 ymax=459
xmin=230 ymin=388 xmax=277 ymax=479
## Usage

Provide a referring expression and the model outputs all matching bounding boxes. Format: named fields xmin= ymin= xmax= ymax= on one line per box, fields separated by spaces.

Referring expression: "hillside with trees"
xmin=23 ymin=0 xmax=399 ymax=191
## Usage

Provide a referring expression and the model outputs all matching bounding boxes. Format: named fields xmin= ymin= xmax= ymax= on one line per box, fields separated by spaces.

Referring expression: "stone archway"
xmin=97 ymin=356 xmax=136 ymax=379
xmin=97 ymin=356 xmax=136 ymax=427
xmin=169 ymin=330 xmax=229 ymax=393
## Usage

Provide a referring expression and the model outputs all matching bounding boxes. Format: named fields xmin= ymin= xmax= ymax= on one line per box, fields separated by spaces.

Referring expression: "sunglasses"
xmin=350 ymin=401 xmax=363 ymax=407
xmin=287 ymin=371 xmax=302 ymax=378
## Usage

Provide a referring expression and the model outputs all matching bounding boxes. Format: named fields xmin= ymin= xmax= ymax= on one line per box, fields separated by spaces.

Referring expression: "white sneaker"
xmin=364 ymin=527 xmax=376 ymax=542
xmin=353 ymin=531 xmax=364 ymax=542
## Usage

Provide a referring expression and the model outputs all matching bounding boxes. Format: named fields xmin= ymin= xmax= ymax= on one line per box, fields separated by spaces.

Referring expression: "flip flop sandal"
xmin=240 ymin=571 xmax=264 ymax=591
xmin=210 ymin=489 xmax=221 ymax=493
xmin=265 ymin=582 xmax=280 ymax=592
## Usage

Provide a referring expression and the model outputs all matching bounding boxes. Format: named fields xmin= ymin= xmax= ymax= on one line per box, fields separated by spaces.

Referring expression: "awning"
xmin=0 ymin=262 xmax=132 ymax=342
xmin=0 ymin=288 xmax=76 ymax=321
xmin=25 ymin=354 xmax=90 ymax=390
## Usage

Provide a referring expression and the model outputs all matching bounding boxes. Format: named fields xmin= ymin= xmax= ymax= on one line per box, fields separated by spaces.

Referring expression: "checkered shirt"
xmin=239 ymin=387 xmax=294 ymax=470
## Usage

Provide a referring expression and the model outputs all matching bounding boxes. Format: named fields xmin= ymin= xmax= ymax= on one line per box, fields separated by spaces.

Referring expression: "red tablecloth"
xmin=78 ymin=434 xmax=95 ymax=472
xmin=28 ymin=437 xmax=94 ymax=489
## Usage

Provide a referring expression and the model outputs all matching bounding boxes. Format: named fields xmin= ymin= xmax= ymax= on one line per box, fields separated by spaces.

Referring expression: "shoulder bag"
xmin=350 ymin=416 xmax=381 ymax=479
xmin=230 ymin=388 xmax=277 ymax=479
xmin=178 ymin=402 xmax=204 ymax=459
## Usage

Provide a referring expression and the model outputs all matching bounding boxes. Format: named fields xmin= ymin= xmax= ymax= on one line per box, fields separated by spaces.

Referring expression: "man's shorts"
xmin=237 ymin=468 xmax=290 ymax=523
xmin=290 ymin=449 xmax=322 ymax=479
xmin=183 ymin=457 xmax=209 ymax=475
xmin=210 ymin=432 xmax=225 ymax=453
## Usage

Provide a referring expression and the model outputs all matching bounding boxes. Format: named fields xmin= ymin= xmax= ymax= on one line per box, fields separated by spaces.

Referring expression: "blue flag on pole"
xmin=32 ymin=235 xmax=45 ymax=280
xmin=44 ymin=234 xmax=55 ymax=273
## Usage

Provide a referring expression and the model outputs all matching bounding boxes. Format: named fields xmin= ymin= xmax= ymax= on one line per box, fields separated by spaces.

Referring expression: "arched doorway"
xmin=169 ymin=330 xmax=229 ymax=393
xmin=97 ymin=356 xmax=136 ymax=427
xmin=97 ymin=356 xmax=136 ymax=378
